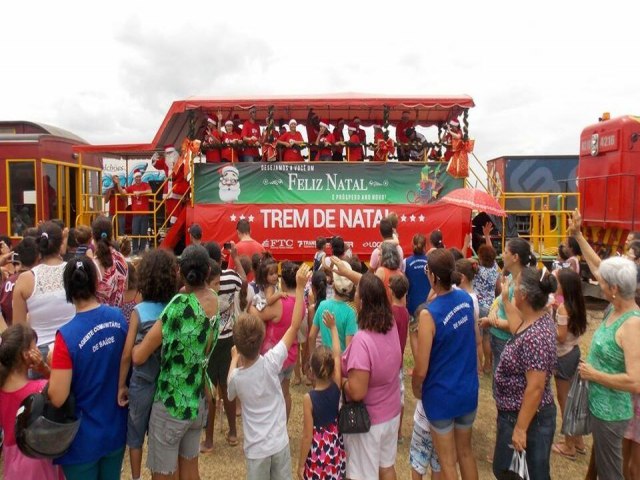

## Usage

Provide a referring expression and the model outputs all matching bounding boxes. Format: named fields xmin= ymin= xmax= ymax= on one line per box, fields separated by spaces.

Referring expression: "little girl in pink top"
xmin=0 ymin=324 xmax=63 ymax=480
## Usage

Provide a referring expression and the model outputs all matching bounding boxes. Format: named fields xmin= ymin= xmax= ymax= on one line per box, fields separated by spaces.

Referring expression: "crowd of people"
xmin=198 ymin=108 xmax=462 ymax=163
xmin=0 ymin=212 xmax=639 ymax=480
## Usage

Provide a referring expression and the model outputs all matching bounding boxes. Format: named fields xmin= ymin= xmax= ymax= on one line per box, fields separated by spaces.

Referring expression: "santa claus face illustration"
xmin=219 ymin=165 xmax=241 ymax=203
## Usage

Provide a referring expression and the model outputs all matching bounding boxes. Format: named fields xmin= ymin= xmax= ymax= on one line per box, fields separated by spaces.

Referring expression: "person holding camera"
xmin=0 ymin=238 xmax=38 ymax=328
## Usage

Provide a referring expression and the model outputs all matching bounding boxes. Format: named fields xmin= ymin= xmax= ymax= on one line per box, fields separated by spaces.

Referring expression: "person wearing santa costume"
xmin=125 ymin=170 xmax=152 ymax=254
xmin=261 ymin=119 xmax=280 ymax=162
xmin=315 ymin=120 xmax=335 ymax=162
xmin=203 ymin=116 xmax=222 ymax=163
xmin=346 ymin=123 xmax=363 ymax=162
xmin=331 ymin=118 xmax=346 ymax=161
xmin=443 ymin=118 xmax=462 ymax=162
xmin=220 ymin=119 xmax=242 ymax=163
xmin=241 ymin=107 xmax=261 ymax=162
xmin=396 ymin=110 xmax=414 ymax=161
xmin=353 ymin=116 xmax=367 ymax=158
xmin=306 ymin=109 xmax=320 ymax=161
xmin=373 ymin=123 xmax=395 ymax=162
xmin=277 ymin=119 xmax=304 ymax=162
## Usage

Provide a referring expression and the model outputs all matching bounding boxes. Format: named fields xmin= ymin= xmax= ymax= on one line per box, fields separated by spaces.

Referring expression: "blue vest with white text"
xmin=55 ymin=305 xmax=128 ymax=465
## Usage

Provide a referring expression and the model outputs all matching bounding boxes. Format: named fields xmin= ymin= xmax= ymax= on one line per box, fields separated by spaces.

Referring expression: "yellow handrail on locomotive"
xmin=495 ymin=191 xmax=580 ymax=260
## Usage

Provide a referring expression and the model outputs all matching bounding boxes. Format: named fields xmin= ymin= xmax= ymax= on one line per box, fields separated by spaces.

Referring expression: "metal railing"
xmin=495 ymin=192 xmax=581 ymax=259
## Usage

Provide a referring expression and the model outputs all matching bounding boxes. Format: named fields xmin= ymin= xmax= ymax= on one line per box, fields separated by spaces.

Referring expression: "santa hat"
xmin=319 ymin=119 xmax=330 ymax=129
xmin=164 ymin=144 xmax=176 ymax=153
xmin=347 ymin=123 xmax=357 ymax=132
xmin=220 ymin=165 xmax=239 ymax=178
xmin=133 ymin=170 xmax=142 ymax=178
xmin=224 ymin=120 xmax=234 ymax=126
xmin=449 ymin=118 xmax=460 ymax=127
xmin=207 ymin=116 xmax=217 ymax=125
xmin=289 ymin=118 xmax=297 ymax=126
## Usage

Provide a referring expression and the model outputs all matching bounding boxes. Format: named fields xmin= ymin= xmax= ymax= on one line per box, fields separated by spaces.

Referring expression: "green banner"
xmin=194 ymin=162 xmax=463 ymax=205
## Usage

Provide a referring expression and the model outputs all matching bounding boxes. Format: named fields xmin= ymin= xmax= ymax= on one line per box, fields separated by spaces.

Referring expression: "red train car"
xmin=0 ymin=121 xmax=102 ymax=239
xmin=578 ymin=115 xmax=640 ymax=253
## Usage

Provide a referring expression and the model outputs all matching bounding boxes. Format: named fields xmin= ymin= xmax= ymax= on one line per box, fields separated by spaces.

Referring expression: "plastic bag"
xmin=505 ymin=448 xmax=530 ymax=480
xmin=561 ymin=374 xmax=592 ymax=436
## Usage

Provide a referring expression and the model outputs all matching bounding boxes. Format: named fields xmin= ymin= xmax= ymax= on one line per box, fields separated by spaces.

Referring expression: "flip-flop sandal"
xmin=199 ymin=443 xmax=214 ymax=454
xmin=225 ymin=432 xmax=239 ymax=447
xmin=552 ymin=443 xmax=577 ymax=461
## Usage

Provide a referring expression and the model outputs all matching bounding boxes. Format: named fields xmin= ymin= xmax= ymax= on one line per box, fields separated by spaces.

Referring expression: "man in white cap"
xmin=125 ymin=169 xmax=152 ymax=253
xmin=315 ymin=120 xmax=335 ymax=162
xmin=277 ymin=119 xmax=304 ymax=162
xmin=241 ymin=107 xmax=261 ymax=162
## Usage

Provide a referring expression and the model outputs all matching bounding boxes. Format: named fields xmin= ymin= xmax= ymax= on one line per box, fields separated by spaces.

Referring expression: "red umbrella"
xmin=438 ymin=188 xmax=506 ymax=216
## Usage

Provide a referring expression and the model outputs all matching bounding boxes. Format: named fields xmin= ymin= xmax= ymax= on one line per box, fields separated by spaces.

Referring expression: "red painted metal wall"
xmin=578 ymin=115 xmax=640 ymax=231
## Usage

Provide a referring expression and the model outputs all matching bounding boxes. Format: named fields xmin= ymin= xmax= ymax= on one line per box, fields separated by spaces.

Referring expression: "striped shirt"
xmin=218 ymin=269 xmax=242 ymax=338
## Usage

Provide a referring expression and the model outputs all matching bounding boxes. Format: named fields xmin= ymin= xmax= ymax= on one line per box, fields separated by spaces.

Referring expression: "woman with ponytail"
xmin=492 ymin=267 xmax=558 ymax=480
xmin=91 ymin=216 xmax=128 ymax=307
xmin=480 ymin=237 xmax=538 ymax=375
xmin=132 ymin=245 xmax=219 ymax=479
xmin=47 ymin=256 xmax=128 ymax=480
xmin=412 ymin=248 xmax=479 ymax=480
xmin=12 ymin=221 xmax=75 ymax=368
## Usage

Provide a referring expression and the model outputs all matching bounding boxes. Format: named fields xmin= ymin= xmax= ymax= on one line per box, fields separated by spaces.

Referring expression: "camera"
xmin=223 ymin=242 xmax=232 ymax=250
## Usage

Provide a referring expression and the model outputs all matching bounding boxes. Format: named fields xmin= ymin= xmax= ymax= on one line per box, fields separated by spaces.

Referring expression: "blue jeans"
xmin=493 ymin=404 xmax=556 ymax=480
xmin=62 ymin=446 xmax=125 ymax=480
xmin=131 ymin=214 xmax=149 ymax=253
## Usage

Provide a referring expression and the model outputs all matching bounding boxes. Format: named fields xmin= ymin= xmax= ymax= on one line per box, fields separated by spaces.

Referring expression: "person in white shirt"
xmin=227 ymin=264 xmax=309 ymax=479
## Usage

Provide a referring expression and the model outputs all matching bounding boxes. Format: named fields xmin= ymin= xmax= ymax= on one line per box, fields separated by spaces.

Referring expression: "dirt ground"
xmin=120 ymin=309 xmax=604 ymax=479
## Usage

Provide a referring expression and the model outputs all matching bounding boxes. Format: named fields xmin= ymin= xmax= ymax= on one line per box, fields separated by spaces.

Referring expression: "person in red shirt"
xmin=203 ymin=116 xmax=222 ymax=163
xmin=227 ymin=219 xmax=264 ymax=281
xmin=346 ymin=124 xmax=363 ymax=162
xmin=443 ymin=118 xmax=463 ymax=162
xmin=221 ymin=119 xmax=242 ymax=163
xmin=332 ymin=118 xmax=345 ymax=161
xmin=315 ymin=120 xmax=334 ymax=161
xmin=396 ymin=110 xmax=414 ymax=161
xmin=278 ymin=119 xmax=304 ymax=162
xmin=353 ymin=116 xmax=367 ymax=159
xmin=373 ymin=124 xmax=396 ymax=162
xmin=125 ymin=170 xmax=152 ymax=254
xmin=306 ymin=109 xmax=320 ymax=161
xmin=103 ymin=173 xmax=128 ymax=236
xmin=241 ymin=108 xmax=261 ymax=162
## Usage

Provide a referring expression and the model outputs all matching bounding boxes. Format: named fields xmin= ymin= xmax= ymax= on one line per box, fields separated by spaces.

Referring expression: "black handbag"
xmin=338 ymin=387 xmax=370 ymax=434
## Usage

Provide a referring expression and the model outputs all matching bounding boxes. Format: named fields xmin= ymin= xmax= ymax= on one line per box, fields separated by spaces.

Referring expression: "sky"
xmin=3 ymin=1 xmax=640 ymax=169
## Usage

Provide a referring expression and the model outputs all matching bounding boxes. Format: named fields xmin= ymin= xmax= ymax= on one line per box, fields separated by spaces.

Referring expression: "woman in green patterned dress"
xmin=569 ymin=210 xmax=640 ymax=479
xmin=132 ymin=245 xmax=219 ymax=480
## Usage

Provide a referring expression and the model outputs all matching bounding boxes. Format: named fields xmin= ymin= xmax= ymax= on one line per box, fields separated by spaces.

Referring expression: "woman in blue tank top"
xmin=412 ymin=248 xmax=479 ymax=480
